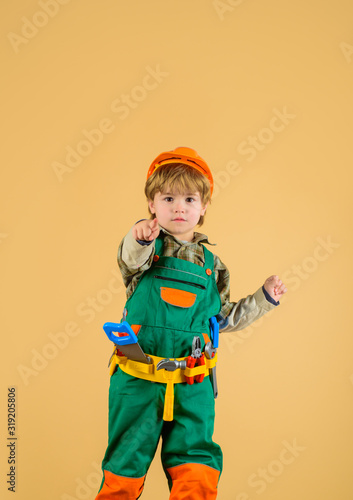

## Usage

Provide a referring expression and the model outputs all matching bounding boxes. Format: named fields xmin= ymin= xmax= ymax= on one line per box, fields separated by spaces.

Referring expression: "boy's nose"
xmin=174 ymin=201 xmax=185 ymax=212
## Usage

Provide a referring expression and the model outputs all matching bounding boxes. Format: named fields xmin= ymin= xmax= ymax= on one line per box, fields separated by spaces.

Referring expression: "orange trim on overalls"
xmin=160 ymin=287 xmax=197 ymax=307
xmin=166 ymin=463 xmax=220 ymax=500
xmin=202 ymin=333 xmax=211 ymax=344
xmin=95 ymin=470 xmax=145 ymax=500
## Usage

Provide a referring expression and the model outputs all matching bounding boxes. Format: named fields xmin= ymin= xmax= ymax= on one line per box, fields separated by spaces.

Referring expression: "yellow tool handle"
xmin=163 ymin=374 xmax=175 ymax=421
xmin=109 ymin=351 xmax=218 ymax=422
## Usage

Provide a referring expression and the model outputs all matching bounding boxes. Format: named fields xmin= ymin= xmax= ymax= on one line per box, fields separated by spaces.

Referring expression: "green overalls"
xmin=96 ymin=236 xmax=223 ymax=500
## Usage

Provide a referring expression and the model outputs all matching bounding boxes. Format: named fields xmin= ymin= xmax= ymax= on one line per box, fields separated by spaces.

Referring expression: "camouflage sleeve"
xmin=213 ymin=254 xmax=278 ymax=333
xmin=117 ymin=225 xmax=156 ymax=290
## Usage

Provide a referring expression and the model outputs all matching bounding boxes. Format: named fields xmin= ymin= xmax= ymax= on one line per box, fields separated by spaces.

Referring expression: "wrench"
xmin=204 ymin=342 xmax=218 ymax=399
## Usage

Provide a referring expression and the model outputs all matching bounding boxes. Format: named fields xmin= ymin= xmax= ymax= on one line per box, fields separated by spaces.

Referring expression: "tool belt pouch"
xmin=108 ymin=349 xmax=218 ymax=421
xmin=108 ymin=349 xmax=217 ymax=380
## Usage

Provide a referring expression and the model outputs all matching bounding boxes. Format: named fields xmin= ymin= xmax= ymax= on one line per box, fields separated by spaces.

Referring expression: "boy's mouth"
xmin=172 ymin=218 xmax=186 ymax=222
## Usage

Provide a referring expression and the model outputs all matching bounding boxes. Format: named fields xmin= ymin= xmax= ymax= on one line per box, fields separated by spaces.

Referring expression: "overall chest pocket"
xmin=155 ymin=275 xmax=205 ymax=308
xmin=152 ymin=273 xmax=207 ymax=330
xmin=160 ymin=287 xmax=197 ymax=308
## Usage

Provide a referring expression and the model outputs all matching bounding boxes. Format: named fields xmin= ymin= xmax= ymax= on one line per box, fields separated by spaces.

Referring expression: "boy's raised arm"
xmin=120 ymin=219 xmax=159 ymax=271
xmin=132 ymin=218 xmax=160 ymax=242
xmin=215 ymin=257 xmax=286 ymax=333
xmin=218 ymin=286 xmax=278 ymax=333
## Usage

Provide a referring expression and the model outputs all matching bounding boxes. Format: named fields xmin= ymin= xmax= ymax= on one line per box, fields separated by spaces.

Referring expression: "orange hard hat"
xmin=147 ymin=147 xmax=214 ymax=195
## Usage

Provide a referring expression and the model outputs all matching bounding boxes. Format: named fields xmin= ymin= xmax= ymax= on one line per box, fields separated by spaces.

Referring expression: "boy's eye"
xmin=186 ymin=197 xmax=194 ymax=203
xmin=164 ymin=197 xmax=173 ymax=202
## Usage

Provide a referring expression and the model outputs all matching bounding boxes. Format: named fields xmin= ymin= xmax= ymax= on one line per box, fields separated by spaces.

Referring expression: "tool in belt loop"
xmin=185 ymin=336 xmax=205 ymax=385
xmin=103 ymin=321 xmax=219 ymax=420
xmin=156 ymin=359 xmax=187 ymax=421
xmin=207 ymin=316 xmax=219 ymax=398
xmin=108 ymin=351 xmax=217 ymax=422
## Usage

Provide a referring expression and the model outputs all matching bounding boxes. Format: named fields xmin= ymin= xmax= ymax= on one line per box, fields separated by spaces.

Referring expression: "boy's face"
xmin=148 ymin=189 xmax=208 ymax=242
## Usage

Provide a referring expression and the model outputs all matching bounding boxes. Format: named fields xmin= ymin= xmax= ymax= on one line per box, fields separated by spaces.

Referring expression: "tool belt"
xmin=109 ymin=350 xmax=217 ymax=421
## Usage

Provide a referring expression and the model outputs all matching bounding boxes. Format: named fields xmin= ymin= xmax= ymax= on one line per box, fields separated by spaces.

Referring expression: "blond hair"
xmin=144 ymin=163 xmax=211 ymax=227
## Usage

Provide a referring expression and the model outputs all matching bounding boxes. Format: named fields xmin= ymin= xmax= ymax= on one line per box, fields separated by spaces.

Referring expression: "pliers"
xmin=185 ymin=336 xmax=205 ymax=385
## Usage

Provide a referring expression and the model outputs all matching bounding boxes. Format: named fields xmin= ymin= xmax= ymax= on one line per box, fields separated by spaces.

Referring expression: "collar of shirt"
xmin=159 ymin=225 xmax=216 ymax=247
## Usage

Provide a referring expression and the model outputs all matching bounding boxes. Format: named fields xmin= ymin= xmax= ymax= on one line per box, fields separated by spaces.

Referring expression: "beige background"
xmin=1 ymin=1 xmax=353 ymax=499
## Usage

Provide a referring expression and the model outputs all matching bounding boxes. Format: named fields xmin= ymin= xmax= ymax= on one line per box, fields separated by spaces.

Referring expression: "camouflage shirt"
xmin=117 ymin=224 xmax=278 ymax=333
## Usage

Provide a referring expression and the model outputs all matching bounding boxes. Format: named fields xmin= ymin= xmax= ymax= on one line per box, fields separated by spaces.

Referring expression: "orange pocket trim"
xmin=130 ymin=324 xmax=141 ymax=335
xmin=160 ymin=287 xmax=196 ymax=308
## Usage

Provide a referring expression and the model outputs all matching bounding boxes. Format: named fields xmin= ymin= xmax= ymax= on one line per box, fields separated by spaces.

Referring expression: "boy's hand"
xmin=263 ymin=275 xmax=287 ymax=302
xmin=132 ymin=218 xmax=160 ymax=242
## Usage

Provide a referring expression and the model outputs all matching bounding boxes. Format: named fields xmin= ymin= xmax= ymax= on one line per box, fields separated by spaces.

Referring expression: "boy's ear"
xmin=148 ymin=199 xmax=155 ymax=214
xmin=200 ymin=202 xmax=209 ymax=216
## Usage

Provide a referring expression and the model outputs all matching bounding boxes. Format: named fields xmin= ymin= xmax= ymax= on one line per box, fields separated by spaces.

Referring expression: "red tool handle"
xmin=195 ymin=354 xmax=205 ymax=383
xmin=185 ymin=356 xmax=196 ymax=385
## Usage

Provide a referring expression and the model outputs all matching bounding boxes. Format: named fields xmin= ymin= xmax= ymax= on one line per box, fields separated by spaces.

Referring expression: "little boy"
xmin=96 ymin=147 xmax=287 ymax=500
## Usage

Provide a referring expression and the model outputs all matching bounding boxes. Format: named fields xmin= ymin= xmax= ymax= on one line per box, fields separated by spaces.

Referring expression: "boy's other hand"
xmin=132 ymin=218 xmax=160 ymax=242
xmin=263 ymin=275 xmax=287 ymax=302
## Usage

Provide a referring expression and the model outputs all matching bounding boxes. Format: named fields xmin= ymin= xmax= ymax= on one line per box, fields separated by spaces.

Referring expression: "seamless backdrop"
xmin=1 ymin=1 xmax=353 ymax=499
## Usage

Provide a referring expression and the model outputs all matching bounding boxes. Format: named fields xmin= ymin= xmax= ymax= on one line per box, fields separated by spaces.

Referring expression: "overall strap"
xmin=154 ymin=236 xmax=164 ymax=257
xmin=202 ymin=244 xmax=215 ymax=272
xmin=154 ymin=234 xmax=214 ymax=273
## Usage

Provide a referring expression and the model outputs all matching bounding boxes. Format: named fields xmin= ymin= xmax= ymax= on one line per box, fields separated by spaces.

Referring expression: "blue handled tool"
xmin=103 ymin=321 xmax=151 ymax=364
xmin=207 ymin=317 xmax=219 ymax=398
xmin=103 ymin=321 xmax=138 ymax=345
xmin=209 ymin=316 xmax=219 ymax=348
